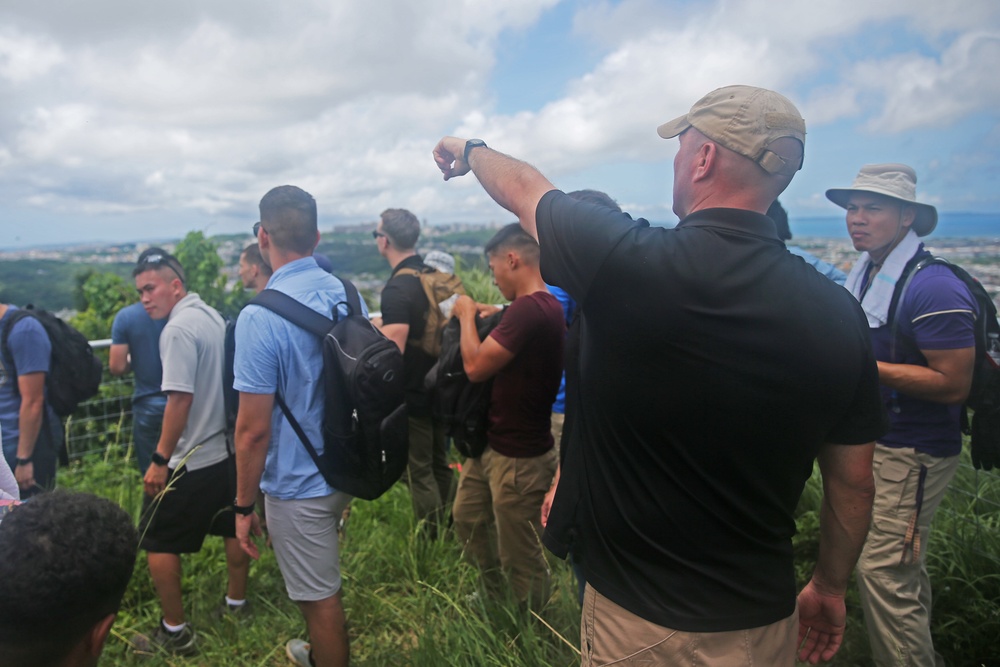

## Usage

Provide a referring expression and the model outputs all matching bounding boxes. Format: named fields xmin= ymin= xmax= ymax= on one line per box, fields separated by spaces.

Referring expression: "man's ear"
xmin=900 ymin=204 xmax=916 ymax=228
xmin=82 ymin=613 xmax=117 ymax=658
xmin=692 ymin=141 xmax=717 ymax=182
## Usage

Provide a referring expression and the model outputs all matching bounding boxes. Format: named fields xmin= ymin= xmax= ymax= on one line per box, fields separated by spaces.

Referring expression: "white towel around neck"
xmin=844 ymin=229 xmax=922 ymax=328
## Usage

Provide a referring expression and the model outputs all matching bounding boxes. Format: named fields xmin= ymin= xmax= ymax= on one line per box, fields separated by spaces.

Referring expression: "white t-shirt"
xmin=160 ymin=293 xmax=228 ymax=471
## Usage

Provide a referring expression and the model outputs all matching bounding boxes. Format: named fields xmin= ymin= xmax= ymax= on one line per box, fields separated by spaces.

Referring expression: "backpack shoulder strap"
xmin=250 ymin=289 xmax=333 ymax=338
xmin=888 ymin=256 xmax=943 ymax=363
xmin=333 ymin=275 xmax=363 ymax=318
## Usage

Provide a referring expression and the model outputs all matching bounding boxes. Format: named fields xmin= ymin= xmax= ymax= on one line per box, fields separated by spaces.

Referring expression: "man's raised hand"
xmin=433 ymin=136 xmax=471 ymax=181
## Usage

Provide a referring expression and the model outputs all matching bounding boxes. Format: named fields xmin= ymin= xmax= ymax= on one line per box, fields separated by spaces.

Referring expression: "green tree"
xmin=174 ymin=230 xmax=249 ymax=318
xmin=69 ymin=272 xmax=135 ymax=340
xmin=174 ymin=231 xmax=227 ymax=310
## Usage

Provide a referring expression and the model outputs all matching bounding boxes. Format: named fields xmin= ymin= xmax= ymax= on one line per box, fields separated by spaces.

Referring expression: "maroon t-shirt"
xmin=486 ymin=291 xmax=565 ymax=457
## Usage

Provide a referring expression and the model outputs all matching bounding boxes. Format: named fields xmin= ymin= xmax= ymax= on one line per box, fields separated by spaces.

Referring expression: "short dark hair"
xmin=132 ymin=250 xmax=186 ymax=285
xmin=767 ymin=199 xmax=792 ymax=241
xmin=380 ymin=208 xmax=420 ymax=250
xmin=259 ymin=185 xmax=319 ymax=255
xmin=567 ymin=189 xmax=622 ymax=213
xmin=241 ymin=243 xmax=273 ymax=278
xmin=0 ymin=491 xmax=138 ymax=666
xmin=484 ymin=223 xmax=540 ymax=265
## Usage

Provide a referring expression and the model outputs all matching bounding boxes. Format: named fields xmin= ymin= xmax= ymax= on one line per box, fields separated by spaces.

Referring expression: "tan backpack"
xmin=395 ymin=266 xmax=466 ymax=358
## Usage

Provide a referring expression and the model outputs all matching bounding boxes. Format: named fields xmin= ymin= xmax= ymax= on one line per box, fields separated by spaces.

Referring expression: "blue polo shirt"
xmin=233 ymin=257 xmax=364 ymax=499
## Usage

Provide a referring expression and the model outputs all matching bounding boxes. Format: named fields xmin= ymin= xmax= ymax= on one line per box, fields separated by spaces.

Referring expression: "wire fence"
xmin=64 ymin=342 xmax=134 ymax=461
xmin=66 ymin=341 xmax=1000 ymax=565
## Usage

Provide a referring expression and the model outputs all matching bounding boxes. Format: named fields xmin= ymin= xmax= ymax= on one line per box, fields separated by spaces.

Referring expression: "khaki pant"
xmin=452 ymin=445 xmax=557 ymax=608
xmin=856 ymin=445 xmax=958 ymax=667
xmin=405 ymin=415 xmax=455 ymax=534
xmin=581 ymin=584 xmax=798 ymax=666
xmin=550 ymin=411 xmax=565 ymax=453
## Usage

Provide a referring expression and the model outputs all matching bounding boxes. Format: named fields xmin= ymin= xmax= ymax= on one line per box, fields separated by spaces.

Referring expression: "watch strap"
xmin=233 ymin=501 xmax=256 ymax=516
xmin=15 ymin=457 xmax=32 ymax=467
xmin=150 ymin=451 xmax=169 ymax=467
xmin=464 ymin=139 xmax=487 ymax=165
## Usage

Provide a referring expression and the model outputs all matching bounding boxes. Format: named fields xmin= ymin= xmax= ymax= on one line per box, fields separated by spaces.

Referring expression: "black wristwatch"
xmin=14 ymin=457 xmax=32 ymax=467
xmin=233 ymin=501 xmax=256 ymax=516
xmin=464 ymin=138 xmax=487 ymax=165
xmin=150 ymin=451 xmax=169 ymax=467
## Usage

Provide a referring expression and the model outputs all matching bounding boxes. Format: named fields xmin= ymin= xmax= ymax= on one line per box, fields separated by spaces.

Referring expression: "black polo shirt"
xmin=537 ymin=190 xmax=886 ymax=632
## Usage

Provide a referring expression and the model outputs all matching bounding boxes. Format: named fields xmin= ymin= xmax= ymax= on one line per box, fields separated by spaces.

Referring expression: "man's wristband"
xmin=464 ymin=138 xmax=487 ymax=165
xmin=150 ymin=451 xmax=169 ymax=467
xmin=233 ymin=501 xmax=256 ymax=516
xmin=14 ymin=457 xmax=32 ymax=467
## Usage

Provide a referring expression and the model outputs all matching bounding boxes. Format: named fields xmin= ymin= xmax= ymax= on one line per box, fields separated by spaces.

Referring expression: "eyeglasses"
xmin=253 ymin=222 xmax=263 ymax=237
xmin=371 ymin=231 xmax=386 ymax=239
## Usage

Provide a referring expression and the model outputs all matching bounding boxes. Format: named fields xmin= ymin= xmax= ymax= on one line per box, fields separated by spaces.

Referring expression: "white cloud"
xmin=0 ymin=30 xmax=64 ymax=83
xmin=860 ymin=32 xmax=1000 ymax=133
xmin=0 ymin=0 xmax=997 ymax=246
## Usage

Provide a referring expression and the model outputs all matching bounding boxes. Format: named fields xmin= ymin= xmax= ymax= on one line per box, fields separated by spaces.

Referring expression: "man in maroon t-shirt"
xmin=451 ymin=223 xmax=564 ymax=608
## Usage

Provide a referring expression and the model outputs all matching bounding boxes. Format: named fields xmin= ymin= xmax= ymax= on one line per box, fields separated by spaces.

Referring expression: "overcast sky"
xmin=2 ymin=0 xmax=998 ymax=248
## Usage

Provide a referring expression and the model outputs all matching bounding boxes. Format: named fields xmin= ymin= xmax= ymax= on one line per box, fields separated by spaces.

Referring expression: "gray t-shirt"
xmin=160 ymin=293 xmax=228 ymax=471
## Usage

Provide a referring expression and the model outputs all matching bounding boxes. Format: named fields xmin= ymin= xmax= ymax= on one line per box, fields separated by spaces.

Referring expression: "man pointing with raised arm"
xmin=434 ymin=86 xmax=887 ymax=666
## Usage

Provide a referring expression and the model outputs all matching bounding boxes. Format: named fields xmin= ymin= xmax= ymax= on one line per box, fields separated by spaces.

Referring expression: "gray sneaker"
xmin=132 ymin=622 xmax=197 ymax=656
xmin=211 ymin=599 xmax=253 ymax=622
xmin=285 ymin=638 xmax=314 ymax=667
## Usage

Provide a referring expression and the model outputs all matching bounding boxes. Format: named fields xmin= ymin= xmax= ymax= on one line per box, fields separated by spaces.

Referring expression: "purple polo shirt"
xmin=872 ymin=263 xmax=977 ymax=457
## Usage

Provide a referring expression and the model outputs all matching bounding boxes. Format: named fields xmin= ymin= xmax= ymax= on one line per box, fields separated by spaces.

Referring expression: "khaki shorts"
xmin=265 ymin=491 xmax=352 ymax=602
xmin=581 ymin=584 xmax=798 ymax=666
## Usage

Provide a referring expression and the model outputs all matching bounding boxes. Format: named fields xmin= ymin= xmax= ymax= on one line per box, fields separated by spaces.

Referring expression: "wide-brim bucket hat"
xmin=826 ymin=163 xmax=937 ymax=236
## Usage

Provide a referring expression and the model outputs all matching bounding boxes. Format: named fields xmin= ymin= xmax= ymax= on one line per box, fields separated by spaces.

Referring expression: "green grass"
xmin=59 ymin=433 xmax=1000 ymax=666
xmin=60 ymin=449 xmax=582 ymax=666
xmin=792 ymin=445 xmax=1000 ymax=666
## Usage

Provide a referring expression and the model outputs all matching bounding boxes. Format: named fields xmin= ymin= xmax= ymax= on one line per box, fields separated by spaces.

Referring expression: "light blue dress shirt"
xmin=233 ymin=257 xmax=366 ymax=499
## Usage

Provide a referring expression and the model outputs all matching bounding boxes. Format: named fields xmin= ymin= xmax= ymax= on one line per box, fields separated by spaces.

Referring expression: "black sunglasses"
xmin=372 ymin=231 xmax=386 ymax=239
xmin=253 ymin=221 xmax=263 ymax=237
xmin=137 ymin=254 xmax=186 ymax=285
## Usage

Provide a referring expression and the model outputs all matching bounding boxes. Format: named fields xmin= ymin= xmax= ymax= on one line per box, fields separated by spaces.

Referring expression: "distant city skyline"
xmin=2 ymin=1 xmax=999 ymax=249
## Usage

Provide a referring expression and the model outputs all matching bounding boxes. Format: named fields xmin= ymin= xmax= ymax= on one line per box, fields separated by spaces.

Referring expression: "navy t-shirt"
xmin=0 ymin=308 xmax=51 ymax=454
xmin=111 ymin=302 xmax=167 ymax=402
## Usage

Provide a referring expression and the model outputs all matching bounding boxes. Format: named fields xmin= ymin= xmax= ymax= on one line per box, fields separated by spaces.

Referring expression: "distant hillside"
xmin=0 ymin=260 xmax=134 ymax=313
xmin=0 ymin=224 xmax=503 ymax=313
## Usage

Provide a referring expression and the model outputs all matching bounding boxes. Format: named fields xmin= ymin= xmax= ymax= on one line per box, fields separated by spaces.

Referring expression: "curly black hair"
xmin=0 ymin=491 xmax=138 ymax=666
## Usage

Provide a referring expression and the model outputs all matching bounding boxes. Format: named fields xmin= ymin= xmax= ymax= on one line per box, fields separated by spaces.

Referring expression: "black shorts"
xmin=139 ymin=457 xmax=236 ymax=554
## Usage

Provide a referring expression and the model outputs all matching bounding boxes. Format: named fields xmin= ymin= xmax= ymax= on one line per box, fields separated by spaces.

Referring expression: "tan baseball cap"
xmin=825 ymin=163 xmax=938 ymax=236
xmin=657 ymin=85 xmax=806 ymax=176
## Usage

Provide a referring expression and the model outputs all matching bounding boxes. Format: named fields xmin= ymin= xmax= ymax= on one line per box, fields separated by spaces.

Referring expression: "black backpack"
xmin=890 ymin=256 xmax=1000 ymax=470
xmin=1 ymin=305 xmax=103 ymax=417
xmin=223 ymin=317 xmax=239 ymax=434
xmin=249 ymin=279 xmax=408 ymax=500
xmin=426 ymin=308 xmax=504 ymax=458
